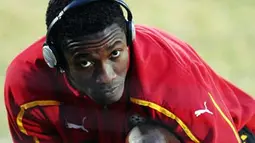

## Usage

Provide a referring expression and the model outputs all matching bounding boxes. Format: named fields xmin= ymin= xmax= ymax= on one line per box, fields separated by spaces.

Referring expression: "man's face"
xmin=63 ymin=24 xmax=129 ymax=105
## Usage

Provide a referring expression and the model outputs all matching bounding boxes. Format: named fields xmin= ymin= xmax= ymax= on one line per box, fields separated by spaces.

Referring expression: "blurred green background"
xmin=1 ymin=0 xmax=254 ymax=142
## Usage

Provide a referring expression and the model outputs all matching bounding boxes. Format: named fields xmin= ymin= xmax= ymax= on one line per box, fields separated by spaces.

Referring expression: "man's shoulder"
xmin=133 ymin=25 xmax=202 ymax=71
xmin=8 ymin=36 xmax=46 ymax=69
xmin=134 ymin=25 xmax=183 ymax=44
xmin=5 ymin=36 xmax=61 ymax=106
xmin=6 ymin=36 xmax=50 ymax=86
xmin=134 ymin=25 xmax=201 ymax=62
xmin=130 ymin=25 xmax=211 ymax=105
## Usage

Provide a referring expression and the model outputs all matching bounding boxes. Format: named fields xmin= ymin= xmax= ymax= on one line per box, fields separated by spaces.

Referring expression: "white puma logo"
xmin=195 ymin=102 xmax=213 ymax=117
xmin=65 ymin=117 xmax=89 ymax=132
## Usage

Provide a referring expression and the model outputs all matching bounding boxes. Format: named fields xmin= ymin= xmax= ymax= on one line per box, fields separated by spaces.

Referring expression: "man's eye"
xmin=80 ymin=61 xmax=92 ymax=68
xmin=111 ymin=50 xmax=121 ymax=58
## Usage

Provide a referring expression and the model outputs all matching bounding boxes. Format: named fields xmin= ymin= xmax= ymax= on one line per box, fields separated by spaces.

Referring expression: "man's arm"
xmin=159 ymin=28 xmax=255 ymax=142
xmin=217 ymin=77 xmax=255 ymax=133
xmin=211 ymin=74 xmax=255 ymax=143
xmin=129 ymin=57 xmax=255 ymax=142
xmin=4 ymin=59 xmax=63 ymax=143
xmin=5 ymin=97 xmax=62 ymax=143
xmin=130 ymin=26 xmax=255 ymax=142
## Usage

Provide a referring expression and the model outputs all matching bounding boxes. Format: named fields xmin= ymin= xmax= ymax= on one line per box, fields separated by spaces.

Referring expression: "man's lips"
xmin=90 ymin=83 xmax=125 ymax=104
xmin=101 ymin=84 xmax=121 ymax=93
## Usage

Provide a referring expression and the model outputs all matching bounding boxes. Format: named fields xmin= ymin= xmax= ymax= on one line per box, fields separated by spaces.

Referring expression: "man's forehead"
xmin=62 ymin=24 xmax=126 ymax=54
xmin=63 ymin=24 xmax=124 ymax=49
xmin=66 ymin=24 xmax=123 ymax=42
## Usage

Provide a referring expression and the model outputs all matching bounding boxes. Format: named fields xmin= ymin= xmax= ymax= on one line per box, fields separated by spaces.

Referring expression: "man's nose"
xmin=96 ymin=63 xmax=117 ymax=84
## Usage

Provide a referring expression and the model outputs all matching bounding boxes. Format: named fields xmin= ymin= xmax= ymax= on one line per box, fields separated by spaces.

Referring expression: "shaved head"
xmin=126 ymin=124 xmax=181 ymax=143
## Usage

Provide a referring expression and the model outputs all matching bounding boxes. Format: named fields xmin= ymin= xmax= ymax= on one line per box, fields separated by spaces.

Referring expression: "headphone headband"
xmin=46 ymin=0 xmax=133 ymax=44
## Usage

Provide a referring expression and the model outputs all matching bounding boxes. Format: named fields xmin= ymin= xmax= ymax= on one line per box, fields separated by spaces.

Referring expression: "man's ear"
xmin=125 ymin=124 xmax=181 ymax=143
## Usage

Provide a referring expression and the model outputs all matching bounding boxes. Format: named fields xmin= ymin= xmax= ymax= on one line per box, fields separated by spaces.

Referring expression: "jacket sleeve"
xmin=131 ymin=81 xmax=243 ymax=143
xmin=5 ymin=96 xmax=62 ymax=143
xmin=161 ymin=30 xmax=255 ymax=142
xmin=130 ymin=26 xmax=255 ymax=142
xmin=217 ymin=77 xmax=255 ymax=134
xmin=4 ymin=60 xmax=63 ymax=143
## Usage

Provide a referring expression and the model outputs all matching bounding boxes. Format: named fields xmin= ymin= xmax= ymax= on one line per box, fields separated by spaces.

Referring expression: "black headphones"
xmin=42 ymin=0 xmax=135 ymax=69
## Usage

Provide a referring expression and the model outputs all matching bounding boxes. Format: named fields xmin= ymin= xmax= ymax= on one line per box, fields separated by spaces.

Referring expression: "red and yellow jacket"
xmin=4 ymin=25 xmax=255 ymax=143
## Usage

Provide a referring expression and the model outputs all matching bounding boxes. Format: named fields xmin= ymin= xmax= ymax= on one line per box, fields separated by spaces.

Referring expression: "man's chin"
xmin=93 ymin=93 xmax=123 ymax=105
xmin=107 ymin=93 xmax=124 ymax=104
xmin=81 ymin=84 xmax=125 ymax=105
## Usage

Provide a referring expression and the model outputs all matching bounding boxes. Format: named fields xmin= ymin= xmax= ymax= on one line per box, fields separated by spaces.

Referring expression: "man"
xmin=4 ymin=0 xmax=255 ymax=143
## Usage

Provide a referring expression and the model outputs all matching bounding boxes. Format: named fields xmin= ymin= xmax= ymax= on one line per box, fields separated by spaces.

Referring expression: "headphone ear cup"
xmin=126 ymin=21 xmax=136 ymax=46
xmin=42 ymin=43 xmax=59 ymax=68
xmin=130 ymin=21 xmax=136 ymax=41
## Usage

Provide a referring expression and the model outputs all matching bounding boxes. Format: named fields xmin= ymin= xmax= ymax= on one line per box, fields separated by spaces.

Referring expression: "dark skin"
xmin=62 ymin=24 xmax=129 ymax=105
